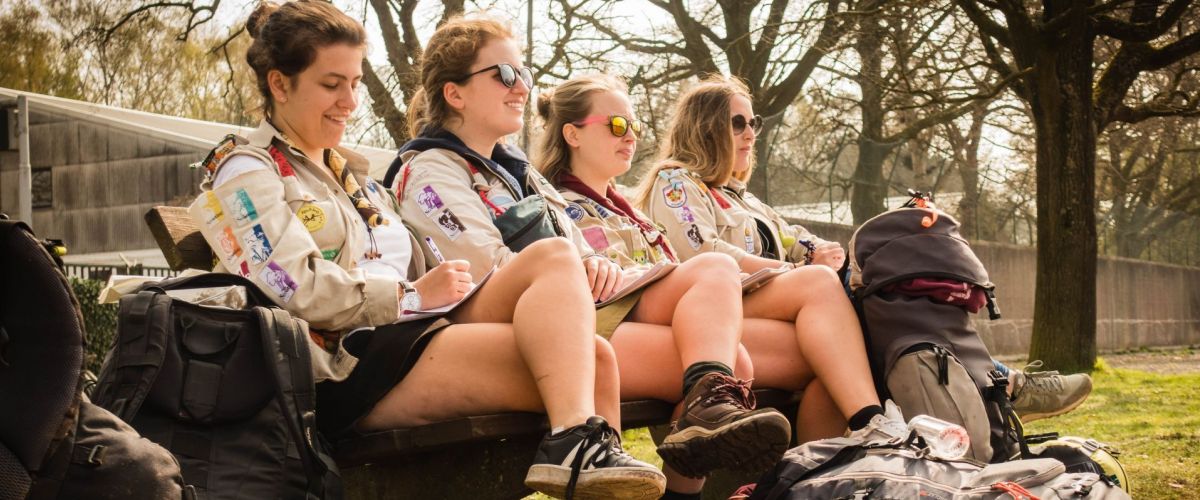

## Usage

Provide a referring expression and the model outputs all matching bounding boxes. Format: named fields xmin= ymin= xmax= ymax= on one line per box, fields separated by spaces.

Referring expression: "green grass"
xmin=1022 ymin=359 xmax=1200 ymax=499
xmin=527 ymin=358 xmax=1199 ymax=499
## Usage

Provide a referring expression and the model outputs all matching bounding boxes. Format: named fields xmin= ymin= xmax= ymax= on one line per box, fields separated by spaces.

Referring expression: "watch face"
xmin=401 ymin=291 xmax=421 ymax=312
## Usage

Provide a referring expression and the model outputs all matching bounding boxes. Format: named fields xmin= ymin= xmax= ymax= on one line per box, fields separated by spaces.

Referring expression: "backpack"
xmin=91 ymin=272 xmax=342 ymax=499
xmin=745 ymin=430 xmax=1130 ymax=499
xmin=848 ymin=197 xmax=1022 ymax=463
xmin=0 ymin=219 xmax=191 ymax=500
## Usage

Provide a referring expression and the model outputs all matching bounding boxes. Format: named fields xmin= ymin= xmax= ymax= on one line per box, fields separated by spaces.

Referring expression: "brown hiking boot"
xmin=656 ymin=373 xmax=792 ymax=478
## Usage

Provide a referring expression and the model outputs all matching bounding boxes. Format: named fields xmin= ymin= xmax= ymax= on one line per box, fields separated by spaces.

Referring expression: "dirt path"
xmin=1103 ymin=349 xmax=1200 ymax=375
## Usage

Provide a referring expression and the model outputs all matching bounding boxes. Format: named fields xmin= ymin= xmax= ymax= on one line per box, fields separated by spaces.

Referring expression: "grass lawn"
xmin=528 ymin=356 xmax=1199 ymax=499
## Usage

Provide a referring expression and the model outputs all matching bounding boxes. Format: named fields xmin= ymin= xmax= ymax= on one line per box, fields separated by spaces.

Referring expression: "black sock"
xmin=661 ymin=489 xmax=702 ymax=500
xmin=847 ymin=405 xmax=884 ymax=431
xmin=681 ymin=361 xmax=734 ymax=395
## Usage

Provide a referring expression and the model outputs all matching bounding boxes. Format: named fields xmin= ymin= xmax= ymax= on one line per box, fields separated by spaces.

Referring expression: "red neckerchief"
xmin=708 ymin=186 xmax=733 ymax=209
xmin=558 ymin=173 xmax=677 ymax=262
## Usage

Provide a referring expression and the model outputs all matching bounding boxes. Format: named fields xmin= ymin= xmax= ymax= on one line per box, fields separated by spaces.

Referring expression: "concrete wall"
xmin=0 ymin=108 xmax=207 ymax=254
xmin=793 ymin=218 xmax=1200 ymax=355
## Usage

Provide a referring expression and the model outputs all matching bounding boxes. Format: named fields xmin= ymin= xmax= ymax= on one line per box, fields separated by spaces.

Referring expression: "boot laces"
xmin=703 ymin=377 xmax=757 ymax=410
xmin=1021 ymin=360 xmax=1064 ymax=393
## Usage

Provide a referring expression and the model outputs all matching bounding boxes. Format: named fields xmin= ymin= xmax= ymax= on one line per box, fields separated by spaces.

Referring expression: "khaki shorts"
xmin=594 ymin=290 xmax=643 ymax=340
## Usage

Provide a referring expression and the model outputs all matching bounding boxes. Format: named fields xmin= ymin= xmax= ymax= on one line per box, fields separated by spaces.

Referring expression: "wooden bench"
xmin=145 ymin=205 xmax=802 ymax=499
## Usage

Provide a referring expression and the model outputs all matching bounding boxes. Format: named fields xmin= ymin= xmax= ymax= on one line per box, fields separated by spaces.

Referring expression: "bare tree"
xmin=953 ymin=0 xmax=1200 ymax=372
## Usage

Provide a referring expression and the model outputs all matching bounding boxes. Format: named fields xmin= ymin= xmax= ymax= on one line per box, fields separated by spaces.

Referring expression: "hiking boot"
xmin=847 ymin=400 xmax=909 ymax=443
xmin=656 ymin=373 xmax=791 ymax=478
xmin=1010 ymin=361 xmax=1093 ymax=422
xmin=525 ymin=416 xmax=666 ymax=500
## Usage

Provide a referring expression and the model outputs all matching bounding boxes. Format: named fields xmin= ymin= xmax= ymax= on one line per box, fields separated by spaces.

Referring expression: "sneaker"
xmin=1010 ymin=361 xmax=1093 ymax=422
xmin=524 ymin=416 xmax=666 ymax=500
xmin=656 ymin=373 xmax=792 ymax=478
xmin=847 ymin=400 xmax=909 ymax=443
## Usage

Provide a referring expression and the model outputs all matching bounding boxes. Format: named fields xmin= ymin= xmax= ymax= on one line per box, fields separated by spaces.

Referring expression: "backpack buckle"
xmin=87 ymin=445 xmax=107 ymax=466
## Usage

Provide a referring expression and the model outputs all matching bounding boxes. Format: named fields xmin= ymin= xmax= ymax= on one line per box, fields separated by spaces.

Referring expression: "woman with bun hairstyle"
xmin=385 ymin=15 xmax=792 ymax=494
xmin=186 ymin=3 xmax=663 ymax=499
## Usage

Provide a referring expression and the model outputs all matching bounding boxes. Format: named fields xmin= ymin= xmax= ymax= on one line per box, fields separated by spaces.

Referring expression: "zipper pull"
xmin=985 ymin=289 xmax=1002 ymax=320
xmin=934 ymin=346 xmax=949 ymax=385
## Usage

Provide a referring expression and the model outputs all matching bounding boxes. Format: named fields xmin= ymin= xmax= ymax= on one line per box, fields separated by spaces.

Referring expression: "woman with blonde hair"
xmin=187 ymin=2 xmax=664 ymax=499
xmin=385 ymin=16 xmax=792 ymax=497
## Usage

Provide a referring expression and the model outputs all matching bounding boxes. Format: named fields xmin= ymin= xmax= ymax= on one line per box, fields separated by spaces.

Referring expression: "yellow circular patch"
xmin=298 ymin=204 xmax=326 ymax=232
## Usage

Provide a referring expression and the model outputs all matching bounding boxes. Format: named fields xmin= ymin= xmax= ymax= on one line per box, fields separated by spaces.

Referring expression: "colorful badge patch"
xmin=632 ymin=249 xmax=647 ymax=264
xmin=242 ymin=224 xmax=274 ymax=265
xmin=674 ymin=206 xmax=695 ymax=224
xmin=366 ymin=180 xmax=379 ymax=194
xmin=261 ymin=262 xmax=298 ymax=304
xmin=582 ymin=226 xmax=610 ymax=251
xmin=218 ymin=226 xmax=242 ymax=259
xmin=297 ymin=204 xmax=326 ymax=233
xmin=321 ymin=248 xmax=341 ymax=261
xmin=489 ymin=193 xmax=517 ymax=209
xmin=267 ymin=146 xmax=296 ymax=177
xmin=565 ymin=203 xmax=585 ymax=221
xmin=435 ymin=210 xmax=466 ymax=240
xmin=585 ymin=199 xmax=612 ymax=218
xmin=417 ymin=185 xmax=445 ymax=214
xmin=744 ymin=227 xmax=756 ymax=253
xmin=685 ymin=224 xmax=704 ymax=250
xmin=223 ymin=188 xmax=258 ymax=226
xmin=663 ymin=181 xmax=687 ymax=208
xmin=200 ymin=192 xmax=224 ymax=225
xmin=237 ymin=261 xmax=251 ymax=278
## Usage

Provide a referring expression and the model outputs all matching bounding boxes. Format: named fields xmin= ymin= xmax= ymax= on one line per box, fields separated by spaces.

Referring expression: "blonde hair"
xmin=407 ymin=15 xmax=515 ymax=138
xmin=533 ymin=74 xmax=629 ymax=184
xmin=633 ymin=75 xmax=754 ymax=209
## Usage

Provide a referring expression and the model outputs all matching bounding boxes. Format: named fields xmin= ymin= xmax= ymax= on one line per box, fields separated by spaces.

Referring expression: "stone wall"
xmin=794 ymin=218 xmax=1200 ymax=355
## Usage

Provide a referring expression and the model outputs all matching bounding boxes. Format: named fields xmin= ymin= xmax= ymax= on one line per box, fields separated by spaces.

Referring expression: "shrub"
xmin=70 ymin=277 xmax=117 ymax=375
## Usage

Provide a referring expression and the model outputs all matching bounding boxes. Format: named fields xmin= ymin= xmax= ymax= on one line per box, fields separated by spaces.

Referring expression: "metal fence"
xmin=63 ymin=263 xmax=178 ymax=281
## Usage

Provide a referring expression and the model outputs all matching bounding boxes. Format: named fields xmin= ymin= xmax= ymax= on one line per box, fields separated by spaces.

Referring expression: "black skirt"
xmin=315 ymin=316 xmax=453 ymax=439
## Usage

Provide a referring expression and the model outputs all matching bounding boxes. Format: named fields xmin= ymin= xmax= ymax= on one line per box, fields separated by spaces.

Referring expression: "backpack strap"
xmin=91 ymin=291 xmax=172 ymax=422
xmin=259 ymin=308 xmax=343 ymax=500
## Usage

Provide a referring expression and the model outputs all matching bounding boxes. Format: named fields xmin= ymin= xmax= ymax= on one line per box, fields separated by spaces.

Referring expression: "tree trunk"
xmin=747 ymin=113 xmax=784 ymax=204
xmin=1026 ymin=14 xmax=1098 ymax=374
xmin=850 ymin=12 xmax=889 ymax=224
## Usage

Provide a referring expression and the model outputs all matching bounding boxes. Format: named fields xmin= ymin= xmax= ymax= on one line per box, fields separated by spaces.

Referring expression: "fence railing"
xmin=63 ymin=263 xmax=178 ymax=281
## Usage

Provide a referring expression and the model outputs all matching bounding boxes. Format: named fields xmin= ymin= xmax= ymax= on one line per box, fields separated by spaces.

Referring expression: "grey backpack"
xmin=849 ymin=199 xmax=1022 ymax=463
xmin=746 ymin=432 xmax=1130 ymax=499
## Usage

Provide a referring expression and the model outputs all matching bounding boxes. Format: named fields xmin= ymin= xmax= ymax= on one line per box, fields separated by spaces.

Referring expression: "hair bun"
xmin=535 ymin=89 xmax=555 ymax=121
xmin=246 ymin=1 xmax=279 ymax=39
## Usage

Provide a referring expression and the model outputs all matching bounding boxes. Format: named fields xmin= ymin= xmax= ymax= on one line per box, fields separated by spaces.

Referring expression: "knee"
xmin=522 ymin=237 xmax=580 ymax=270
xmin=593 ymin=336 xmax=619 ymax=382
xmin=734 ymin=343 xmax=754 ymax=380
xmin=790 ymin=265 xmax=843 ymax=296
xmin=684 ymin=253 xmax=740 ymax=283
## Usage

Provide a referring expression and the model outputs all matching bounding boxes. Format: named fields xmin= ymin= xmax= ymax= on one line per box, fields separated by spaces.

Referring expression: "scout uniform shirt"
xmin=187 ymin=120 xmax=426 ymax=382
xmin=643 ymin=167 xmax=762 ymax=263
xmin=388 ymin=132 xmax=596 ymax=282
xmin=558 ymin=187 xmax=676 ymax=271
xmin=716 ymin=178 xmax=826 ymax=266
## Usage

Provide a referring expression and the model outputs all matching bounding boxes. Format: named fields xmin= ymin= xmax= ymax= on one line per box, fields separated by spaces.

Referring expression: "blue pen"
xmin=424 ymin=236 xmax=446 ymax=263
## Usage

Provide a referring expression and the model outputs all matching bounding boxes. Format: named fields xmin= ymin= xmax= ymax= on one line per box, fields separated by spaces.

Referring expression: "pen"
xmin=424 ymin=236 xmax=446 ymax=263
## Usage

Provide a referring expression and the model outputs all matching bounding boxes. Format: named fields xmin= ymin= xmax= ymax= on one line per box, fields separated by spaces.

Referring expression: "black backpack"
xmin=0 ymin=219 xmax=191 ymax=500
xmin=91 ymin=272 xmax=342 ymax=500
xmin=848 ymin=196 xmax=1024 ymax=463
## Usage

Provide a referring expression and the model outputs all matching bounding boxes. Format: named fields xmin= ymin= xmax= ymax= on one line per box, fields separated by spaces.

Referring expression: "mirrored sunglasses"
xmin=572 ymin=115 xmax=643 ymax=137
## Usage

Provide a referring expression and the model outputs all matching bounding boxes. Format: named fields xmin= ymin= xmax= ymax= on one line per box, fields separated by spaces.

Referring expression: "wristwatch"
xmin=400 ymin=281 xmax=422 ymax=312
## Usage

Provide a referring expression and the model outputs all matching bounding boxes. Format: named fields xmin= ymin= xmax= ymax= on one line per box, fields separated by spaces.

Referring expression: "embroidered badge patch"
xmin=674 ymin=206 xmax=695 ymax=224
xmin=417 ymin=185 xmax=445 ymax=214
xmin=685 ymin=224 xmax=704 ymax=250
xmin=200 ymin=192 xmax=224 ymax=225
xmin=632 ymin=249 xmax=647 ymax=264
xmin=584 ymin=199 xmax=612 ymax=218
xmin=243 ymin=224 xmax=274 ymax=265
xmin=267 ymin=146 xmax=296 ymax=177
xmin=237 ymin=261 xmax=251 ymax=278
xmin=435 ymin=210 xmax=466 ymax=240
xmin=565 ymin=203 xmax=585 ymax=221
xmin=663 ymin=181 xmax=687 ymax=208
xmin=224 ymin=189 xmax=258 ymax=226
xmin=298 ymin=204 xmax=326 ymax=232
xmin=218 ymin=227 xmax=242 ymax=259
xmin=321 ymin=248 xmax=340 ymax=261
xmin=744 ymin=227 xmax=756 ymax=253
xmin=261 ymin=262 xmax=297 ymax=303
xmin=582 ymin=226 xmax=610 ymax=251
xmin=489 ymin=193 xmax=517 ymax=209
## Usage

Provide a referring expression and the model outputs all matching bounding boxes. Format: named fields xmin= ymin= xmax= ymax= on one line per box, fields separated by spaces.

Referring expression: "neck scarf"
xmin=558 ymin=173 xmax=677 ymax=262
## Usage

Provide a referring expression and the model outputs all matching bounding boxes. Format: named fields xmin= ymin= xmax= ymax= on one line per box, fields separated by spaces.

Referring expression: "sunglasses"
xmin=572 ymin=115 xmax=643 ymax=138
xmin=458 ymin=63 xmax=534 ymax=89
xmin=732 ymin=114 xmax=763 ymax=134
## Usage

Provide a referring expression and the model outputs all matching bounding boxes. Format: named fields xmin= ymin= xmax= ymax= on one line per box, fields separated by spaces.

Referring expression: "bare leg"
xmin=742 ymin=266 xmax=879 ymax=418
xmin=795 ymin=380 xmax=848 ymax=443
xmin=627 ymin=253 xmax=743 ymax=368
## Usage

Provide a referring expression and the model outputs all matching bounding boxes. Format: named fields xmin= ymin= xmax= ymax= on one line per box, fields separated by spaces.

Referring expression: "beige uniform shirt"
xmin=643 ymin=167 xmax=759 ymax=263
xmin=392 ymin=147 xmax=595 ymax=281
xmin=558 ymin=187 xmax=675 ymax=271
xmin=187 ymin=121 xmax=424 ymax=382
xmin=717 ymin=179 xmax=824 ymax=265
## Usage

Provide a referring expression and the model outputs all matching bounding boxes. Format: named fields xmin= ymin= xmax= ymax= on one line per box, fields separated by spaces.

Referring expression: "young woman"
xmin=385 ymin=16 xmax=791 ymax=494
xmin=186 ymin=3 xmax=665 ymax=499
xmin=638 ymin=77 xmax=1092 ymax=425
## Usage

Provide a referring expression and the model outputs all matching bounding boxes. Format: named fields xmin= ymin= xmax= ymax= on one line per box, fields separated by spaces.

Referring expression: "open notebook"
xmin=396 ymin=266 xmax=496 ymax=321
xmin=596 ymin=261 xmax=677 ymax=307
xmin=742 ymin=265 xmax=790 ymax=294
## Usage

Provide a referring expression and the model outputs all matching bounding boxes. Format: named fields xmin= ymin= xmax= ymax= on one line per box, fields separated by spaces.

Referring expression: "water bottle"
xmin=908 ymin=415 xmax=970 ymax=459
